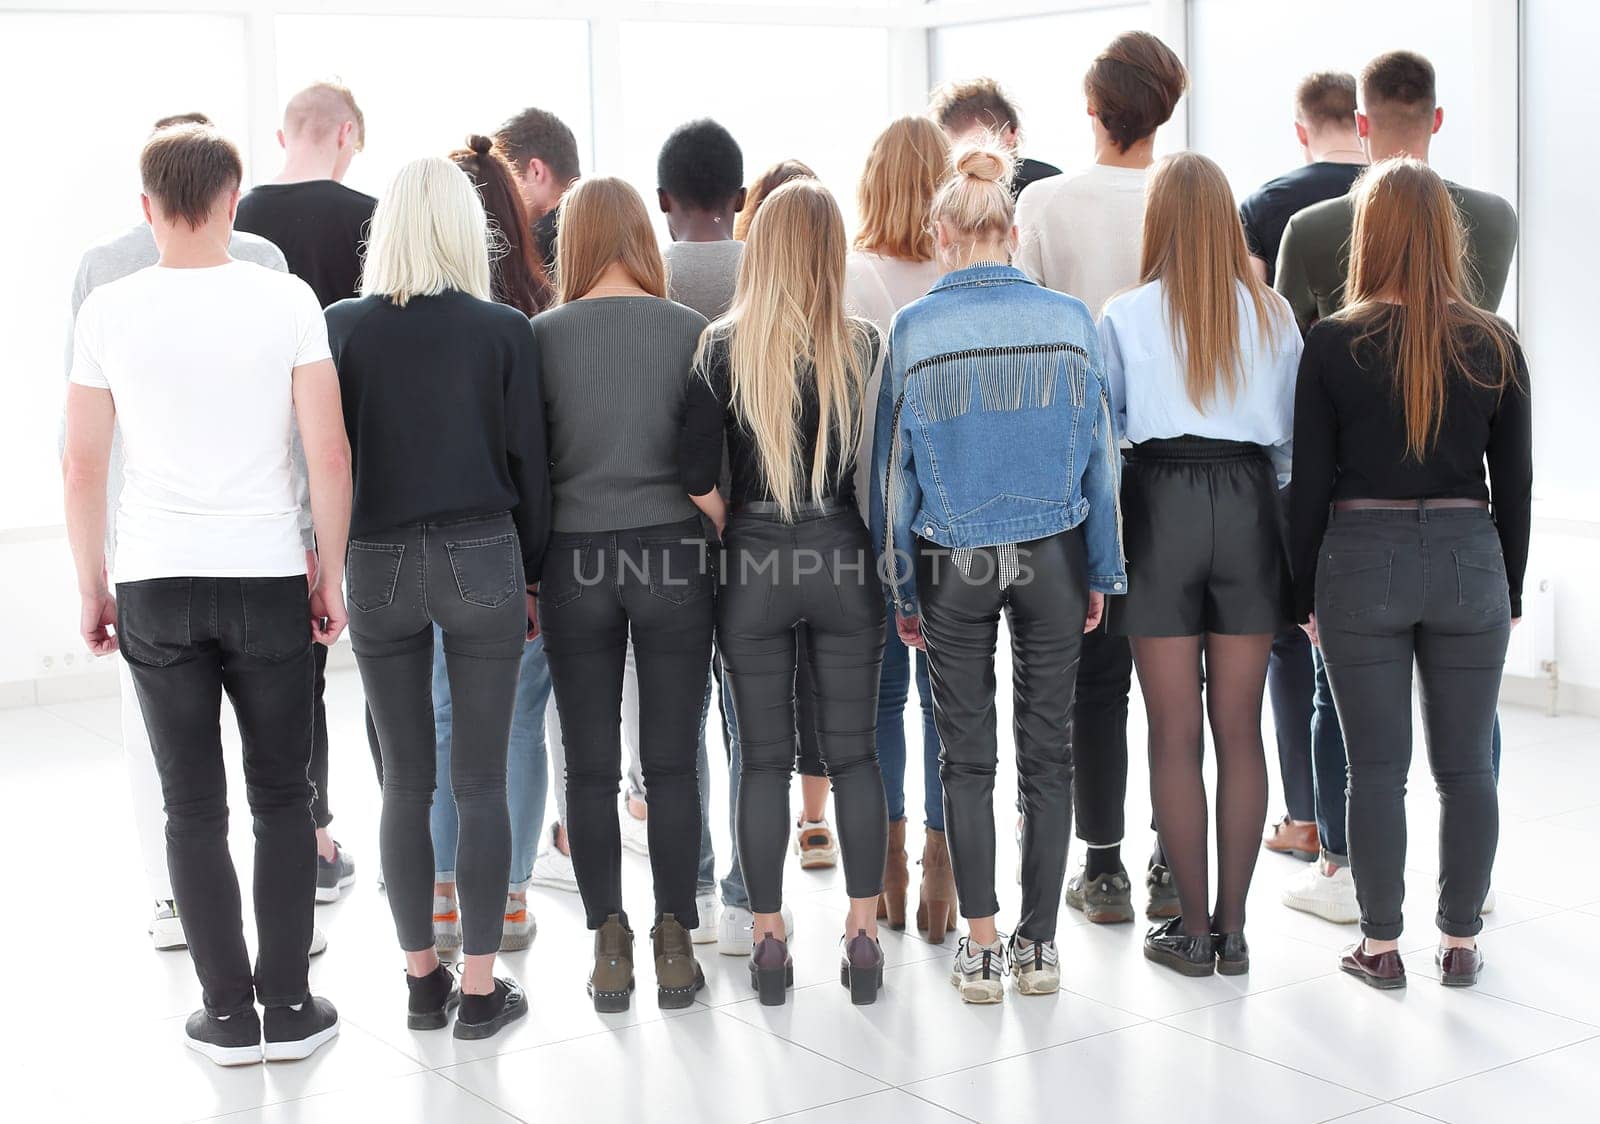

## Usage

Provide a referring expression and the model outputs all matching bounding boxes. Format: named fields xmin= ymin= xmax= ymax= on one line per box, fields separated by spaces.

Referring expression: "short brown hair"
xmin=1360 ymin=50 xmax=1436 ymax=130
xmin=139 ymin=124 xmax=242 ymax=230
xmin=495 ymin=107 xmax=580 ymax=186
xmin=152 ymin=112 xmax=212 ymax=131
xmin=1295 ymin=72 xmax=1357 ymax=130
xmin=1083 ymin=31 xmax=1188 ymax=153
xmin=928 ymin=77 xmax=1025 ymax=138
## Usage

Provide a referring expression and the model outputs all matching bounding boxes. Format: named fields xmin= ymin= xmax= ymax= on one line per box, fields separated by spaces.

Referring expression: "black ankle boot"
xmin=406 ymin=964 xmax=459 ymax=1030
xmin=1143 ymin=917 xmax=1216 ymax=977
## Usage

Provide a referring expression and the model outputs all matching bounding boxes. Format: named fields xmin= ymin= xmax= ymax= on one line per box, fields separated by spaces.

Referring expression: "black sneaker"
xmin=1145 ymin=863 xmax=1182 ymax=920
xmin=1143 ymin=917 xmax=1215 ymax=977
xmin=184 ymin=1007 xmax=261 ymax=1067
xmin=454 ymin=978 xmax=527 ymax=1041
xmin=316 ymin=843 xmax=357 ymax=903
xmin=1064 ymin=867 xmax=1135 ymax=924
xmin=406 ymin=963 xmax=461 ymax=1030
xmin=263 ymin=996 xmax=340 ymax=1061
xmin=1214 ymin=931 xmax=1250 ymax=976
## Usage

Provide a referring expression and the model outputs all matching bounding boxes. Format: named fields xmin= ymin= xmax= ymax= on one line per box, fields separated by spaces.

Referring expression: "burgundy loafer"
xmin=1436 ymin=945 xmax=1483 ymax=987
xmin=1340 ymin=942 xmax=1407 ymax=989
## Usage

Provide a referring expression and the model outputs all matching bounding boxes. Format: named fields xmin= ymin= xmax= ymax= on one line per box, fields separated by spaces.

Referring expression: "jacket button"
xmin=1114 ymin=582 xmax=1124 ymax=590
xmin=923 ymin=524 xmax=934 ymax=535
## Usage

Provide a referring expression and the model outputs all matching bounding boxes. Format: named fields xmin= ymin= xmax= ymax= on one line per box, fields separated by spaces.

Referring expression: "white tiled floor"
xmin=4 ymin=666 xmax=1596 ymax=1123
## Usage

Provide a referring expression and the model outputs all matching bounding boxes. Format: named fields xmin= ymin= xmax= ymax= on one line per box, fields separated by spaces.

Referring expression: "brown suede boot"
xmin=916 ymin=828 xmax=957 ymax=944
xmin=879 ymin=819 xmax=910 ymax=929
xmin=588 ymin=913 xmax=635 ymax=1013
xmin=651 ymin=914 xmax=705 ymax=1010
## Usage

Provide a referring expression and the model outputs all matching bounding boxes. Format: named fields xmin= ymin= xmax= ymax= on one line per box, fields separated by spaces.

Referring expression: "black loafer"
xmin=1437 ymin=945 xmax=1483 ymax=987
xmin=1143 ymin=917 xmax=1215 ymax=977
xmin=1213 ymin=931 xmax=1250 ymax=976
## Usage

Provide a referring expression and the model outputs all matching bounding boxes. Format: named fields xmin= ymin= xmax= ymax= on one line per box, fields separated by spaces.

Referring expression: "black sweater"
xmin=1289 ymin=315 xmax=1532 ymax=621
xmin=325 ymin=290 xmax=551 ymax=579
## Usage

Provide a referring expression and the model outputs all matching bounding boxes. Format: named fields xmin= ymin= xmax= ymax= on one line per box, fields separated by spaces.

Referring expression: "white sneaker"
xmin=1482 ymin=887 xmax=1497 ymax=915
xmin=530 ymin=826 xmax=580 ymax=892
xmin=620 ymin=803 xmax=650 ymax=857
xmin=309 ymin=926 xmax=328 ymax=957
xmin=501 ymin=896 xmax=536 ymax=952
xmin=691 ymin=891 xmax=719 ymax=944
xmin=716 ymin=904 xmax=795 ymax=956
xmin=1281 ymin=862 xmax=1360 ymax=924
xmin=950 ymin=936 xmax=1007 ymax=1004
xmin=434 ymin=895 xmax=462 ymax=957
xmin=794 ymin=818 xmax=839 ymax=869
xmin=1008 ymin=933 xmax=1059 ymax=995
xmin=150 ymin=900 xmax=186 ymax=951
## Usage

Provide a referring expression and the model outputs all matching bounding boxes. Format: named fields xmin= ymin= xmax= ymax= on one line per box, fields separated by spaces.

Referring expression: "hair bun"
xmin=954 ymin=146 xmax=1008 ymax=184
xmin=468 ymin=134 xmax=494 ymax=157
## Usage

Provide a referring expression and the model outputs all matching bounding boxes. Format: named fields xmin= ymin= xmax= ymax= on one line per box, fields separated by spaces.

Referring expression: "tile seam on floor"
xmin=1384 ymin=1029 xmax=1600 ymax=1109
xmin=876 ymin=1014 xmax=1157 ymax=1088
xmin=1156 ymin=1014 xmax=1384 ymax=1104
xmin=704 ymin=1000 xmax=896 ymax=1091
xmin=38 ymin=702 xmax=122 ymax=745
xmin=427 ymin=1064 xmax=537 ymax=1123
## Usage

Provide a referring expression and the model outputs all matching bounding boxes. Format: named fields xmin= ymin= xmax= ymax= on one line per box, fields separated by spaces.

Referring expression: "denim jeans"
xmin=118 ymin=575 xmax=317 ymax=1016
xmin=431 ymin=627 xmax=551 ymax=891
xmin=877 ymin=610 xmax=943 ymax=829
xmin=1268 ymin=623 xmax=1316 ymax=823
xmin=719 ymin=660 xmax=750 ymax=910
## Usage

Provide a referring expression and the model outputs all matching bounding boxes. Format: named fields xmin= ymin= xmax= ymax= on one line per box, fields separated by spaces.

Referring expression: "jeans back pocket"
xmin=1317 ymin=548 xmax=1393 ymax=617
xmin=640 ymin=535 xmax=709 ymax=605
xmin=1454 ymin=547 xmax=1509 ymax=615
xmin=116 ymin=578 xmax=193 ymax=668
xmin=240 ymin=578 xmax=312 ymax=661
xmin=446 ymin=532 xmax=520 ymax=608
xmin=347 ymin=541 xmax=405 ymax=613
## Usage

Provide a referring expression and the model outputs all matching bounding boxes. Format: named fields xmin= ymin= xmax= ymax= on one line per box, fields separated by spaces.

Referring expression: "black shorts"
xmin=1108 ymin=436 xmax=1289 ymax=638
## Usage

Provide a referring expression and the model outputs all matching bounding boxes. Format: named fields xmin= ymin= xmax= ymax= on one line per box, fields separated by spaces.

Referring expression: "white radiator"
xmin=1505 ymin=574 xmax=1556 ymax=680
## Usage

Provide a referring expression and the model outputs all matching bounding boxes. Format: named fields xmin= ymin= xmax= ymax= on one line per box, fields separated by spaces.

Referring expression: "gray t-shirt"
xmin=663 ymin=240 xmax=744 ymax=321
xmin=532 ymin=296 xmax=708 ymax=532
xmin=63 ymin=225 xmax=313 ymax=559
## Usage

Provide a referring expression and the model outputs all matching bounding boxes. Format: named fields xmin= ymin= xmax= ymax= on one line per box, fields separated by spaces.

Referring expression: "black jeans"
xmin=1071 ymin=626 xmax=1132 ymax=849
xmin=1316 ymin=507 xmax=1509 ymax=940
xmin=539 ymin=516 xmax=713 ymax=930
xmin=118 ymin=576 xmax=316 ymax=1016
xmin=347 ymin=512 xmax=527 ymax=957
xmin=918 ymin=527 xmax=1089 ymax=942
xmin=719 ymin=508 xmax=887 ymax=913
xmin=308 ymin=643 xmax=334 ymax=828
xmin=1268 ymin=624 xmax=1316 ymax=822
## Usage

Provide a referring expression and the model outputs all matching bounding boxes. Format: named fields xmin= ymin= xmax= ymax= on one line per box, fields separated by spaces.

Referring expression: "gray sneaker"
xmin=1065 ymin=867 xmax=1136 ymax=924
xmin=316 ymin=842 xmax=356 ymax=903
xmin=950 ymin=936 xmax=1007 ymax=1004
xmin=1008 ymin=933 xmax=1060 ymax=995
xmin=1146 ymin=864 xmax=1182 ymax=921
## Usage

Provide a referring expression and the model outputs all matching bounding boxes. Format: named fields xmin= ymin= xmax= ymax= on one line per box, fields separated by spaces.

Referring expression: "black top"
xmin=1240 ymin=162 xmax=1365 ymax=285
xmin=680 ymin=328 xmax=880 ymax=511
xmin=532 ymin=208 xmax=559 ymax=273
xmin=1288 ymin=314 xmax=1532 ymax=622
xmin=236 ymin=180 xmax=377 ymax=308
xmin=1011 ymin=156 xmax=1063 ymax=202
xmin=325 ymin=290 xmax=551 ymax=579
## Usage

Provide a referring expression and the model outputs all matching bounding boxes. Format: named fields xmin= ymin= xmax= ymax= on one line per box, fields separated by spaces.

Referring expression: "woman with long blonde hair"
xmin=679 ymin=179 xmax=887 ymax=1006
xmin=532 ymin=176 xmax=713 ymax=1013
xmin=1097 ymin=151 xmax=1301 ymax=977
xmin=1290 ymin=158 xmax=1529 ymax=990
xmin=845 ymin=114 xmax=956 ymax=940
xmin=329 ymin=156 xmax=550 ymax=1039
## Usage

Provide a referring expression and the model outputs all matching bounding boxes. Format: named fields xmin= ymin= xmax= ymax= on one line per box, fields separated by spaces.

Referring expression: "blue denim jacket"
xmin=869 ymin=263 xmax=1126 ymax=616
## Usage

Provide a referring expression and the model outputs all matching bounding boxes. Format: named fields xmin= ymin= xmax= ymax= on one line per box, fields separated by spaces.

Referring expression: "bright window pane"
xmin=274 ymin=16 xmax=591 ymax=200
xmin=616 ymin=21 xmax=890 ymax=240
xmin=0 ymin=13 xmax=249 ymax=530
xmin=928 ymin=5 xmax=1158 ymax=178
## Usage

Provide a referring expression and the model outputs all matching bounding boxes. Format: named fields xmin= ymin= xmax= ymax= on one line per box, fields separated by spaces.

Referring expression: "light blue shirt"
xmin=1099 ymin=279 xmax=1302 ymax=483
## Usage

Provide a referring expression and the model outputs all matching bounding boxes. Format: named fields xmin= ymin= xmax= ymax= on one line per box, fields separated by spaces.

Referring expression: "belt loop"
xmin=1418 ymin=502 xmax=1428 ymax=524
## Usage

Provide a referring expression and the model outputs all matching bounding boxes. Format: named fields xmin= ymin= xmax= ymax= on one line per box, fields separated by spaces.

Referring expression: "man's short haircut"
xmin=139 ymin=124 xmax=243 ymax=231
xmin=1294 ymin=71 xmax=1358 ymax=130
xmin=1360 ymin=50 xmax=1437 ymax=130
xmin=1082 ymin=31 xmax=1188 ymax=153
xmin=928 ymin=77 xmax=1026 ymax=139
xmin=152 ymin=112 xmax=212 ymax=131
xmin=657 ymin=118 xmax=744 ymax=210
xmin=495 ymin=107 xmax=580 ymax=185
xmin=283 ymin=81 xmax=365 ymax=148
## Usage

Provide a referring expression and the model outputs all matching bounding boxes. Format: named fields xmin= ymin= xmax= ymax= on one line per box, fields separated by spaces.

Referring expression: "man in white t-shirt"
xmin=1013 ymin=31 xmax=1189 ymax=928
xmin=62 ymin=124 xmax=352 ymax=1067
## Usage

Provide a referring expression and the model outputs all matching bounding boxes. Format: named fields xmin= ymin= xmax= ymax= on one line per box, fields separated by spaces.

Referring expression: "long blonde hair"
xmin=361 ymin=157 xmax=491 ymax=306
xmin=1339 ymin=157 xmax=1520 ymax=458
xmin=553 ymin=176 xmax=666 ymax=303
xmin=733 ymin=159 xmax=814 ymax=241
xmin=1139 ymin=152 xmax=1288 ymax=410
xmin=701 ymin=179 xmax=870 ymax=519
xmin=855 ymin=116 xmax=951 ymax=261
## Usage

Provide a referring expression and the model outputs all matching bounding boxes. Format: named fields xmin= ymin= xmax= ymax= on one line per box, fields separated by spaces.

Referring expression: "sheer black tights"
xmin=1131 ymin=633 xmax=1272 ymax=936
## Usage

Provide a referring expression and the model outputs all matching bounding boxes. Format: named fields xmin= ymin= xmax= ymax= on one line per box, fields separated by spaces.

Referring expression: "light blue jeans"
xmin=431 ymin=627 xmax=550 ymax=892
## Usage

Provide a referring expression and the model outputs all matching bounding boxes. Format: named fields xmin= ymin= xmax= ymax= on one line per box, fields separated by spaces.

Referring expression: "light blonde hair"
xmin=855 ymin=117 xmax=951 ymax=261
xmin=1339 ymin=158 xmax=1520 ymax=458
xmin=553 ymin=176 xmax=666 ymax=304
xmin=361 ymin=157 xmax=491 ymax=307
xmin=699 ymin=180 xmax=871 ymax=520
xmin=929 ymin=137 xmax=1016 ymax=259
xmin=1139 ymin=152 xmax=1289 ymax=411
xmin=283 ymin=81 xmax=365 ymax=149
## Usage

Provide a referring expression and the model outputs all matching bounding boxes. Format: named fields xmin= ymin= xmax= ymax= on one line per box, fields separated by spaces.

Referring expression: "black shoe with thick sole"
xmin=1143 ymin=917 xmax=1216 ymax=977
xmin=406 ymin=964 xmax=461 ymax=1030
xmin=263 ymin=996 xmax=340 ymax=1061
xmin=750 ymin=935 xmax=794 ymax=1006
xmin=454 ymin=979 xmax=528 ymax=1040
xmin=184 ymin=1007 xmax=262 ymax=1067
xmin=1214 ymin=931 xmax=1250 ymax=976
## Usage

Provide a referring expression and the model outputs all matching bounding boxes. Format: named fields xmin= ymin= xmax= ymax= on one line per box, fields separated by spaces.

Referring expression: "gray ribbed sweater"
xmin=531 ymin=296 xmax=708 ymax=532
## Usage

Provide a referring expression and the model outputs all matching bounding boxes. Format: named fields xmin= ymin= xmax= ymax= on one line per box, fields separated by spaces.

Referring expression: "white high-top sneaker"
xmin=1281 ymin=861 xmax=1359 ymax=924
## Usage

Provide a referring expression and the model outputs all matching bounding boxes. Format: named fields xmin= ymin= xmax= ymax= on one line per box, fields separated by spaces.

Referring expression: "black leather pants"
xmin=718 ymin=508 xmax=887 ymax=914
xmin=917 ymin=526 xmax=1089 ymax=942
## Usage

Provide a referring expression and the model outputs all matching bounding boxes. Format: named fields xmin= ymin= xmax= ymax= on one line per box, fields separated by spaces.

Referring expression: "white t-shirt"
xmin=1015 ymin=163 xmax=1150 ymax=319
xmin=69 ymin=260 xmax=330 ymax=582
